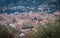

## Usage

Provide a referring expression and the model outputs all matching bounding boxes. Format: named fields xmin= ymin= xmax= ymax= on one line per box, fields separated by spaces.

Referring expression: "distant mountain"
xmin=0 ymin=0 xmax=60 ymax=13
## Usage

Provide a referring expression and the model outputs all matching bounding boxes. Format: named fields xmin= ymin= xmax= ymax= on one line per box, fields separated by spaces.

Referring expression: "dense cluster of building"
xmin=0 ymin=11 xmax=60 ymax=37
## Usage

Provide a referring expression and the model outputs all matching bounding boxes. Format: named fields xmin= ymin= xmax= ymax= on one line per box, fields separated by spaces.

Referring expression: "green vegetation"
xmin=0 ymin=24 xmax=17 ymax=38
xmin=27 ymin=19 xmax=60 ymax=38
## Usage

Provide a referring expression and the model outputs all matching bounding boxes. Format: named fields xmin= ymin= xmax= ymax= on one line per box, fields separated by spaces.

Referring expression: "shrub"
xmin=0 ymin=24 xmax=17 ymax=38
xmin=27 ymin=19 xmax=60 ymax=38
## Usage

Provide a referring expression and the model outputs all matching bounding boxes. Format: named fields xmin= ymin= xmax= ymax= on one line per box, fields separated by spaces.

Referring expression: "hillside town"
xmin=0 ymin=11 xmax=60 ymax=38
